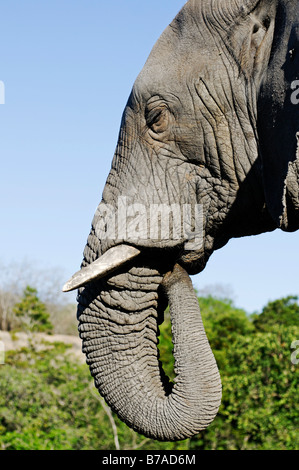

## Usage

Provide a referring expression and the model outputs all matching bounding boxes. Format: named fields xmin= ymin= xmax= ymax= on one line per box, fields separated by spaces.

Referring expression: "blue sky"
xmin=0 ymin=0 xmax=298 ymax=313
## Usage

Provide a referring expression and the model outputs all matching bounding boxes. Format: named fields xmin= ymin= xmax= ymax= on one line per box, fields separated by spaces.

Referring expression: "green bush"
xmin=0 ymin=343 xmax=187 ymax=450
xmin=191 ymin=325 xmax=299 ymax=450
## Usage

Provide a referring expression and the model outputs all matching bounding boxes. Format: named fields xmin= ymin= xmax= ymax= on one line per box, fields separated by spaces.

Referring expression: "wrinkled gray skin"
xmin=76 ymin=0 xmax=299 ymax=441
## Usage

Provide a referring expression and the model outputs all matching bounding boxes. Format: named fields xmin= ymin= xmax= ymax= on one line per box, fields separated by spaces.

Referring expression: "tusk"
xmin=62 ymin=245 xmax=141 ymax=292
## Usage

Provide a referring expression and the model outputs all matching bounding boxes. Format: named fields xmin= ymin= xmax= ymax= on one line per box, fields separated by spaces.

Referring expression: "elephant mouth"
xmin=63 ymin=242 xmax=206 ymax=294
xmin=64 ymin=244 xmax=222 ymax=441
xmin=63 ymin=245 xmax=143 ymax=293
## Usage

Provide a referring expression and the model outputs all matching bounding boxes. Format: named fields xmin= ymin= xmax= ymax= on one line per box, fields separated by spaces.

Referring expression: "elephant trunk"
xmin=77 ymin=260 xmax=221 ymax=441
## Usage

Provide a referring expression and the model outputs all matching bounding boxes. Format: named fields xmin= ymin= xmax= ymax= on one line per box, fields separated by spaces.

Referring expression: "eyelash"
xmin=146 ymin=108 xmax=164 ymax=128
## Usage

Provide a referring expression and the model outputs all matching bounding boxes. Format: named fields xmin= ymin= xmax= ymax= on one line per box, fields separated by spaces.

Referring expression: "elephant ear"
xmin=257 ymin=7 xmax=299 ymax=231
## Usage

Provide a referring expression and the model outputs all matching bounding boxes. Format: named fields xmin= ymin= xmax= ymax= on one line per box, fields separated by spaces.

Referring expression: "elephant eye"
xmin=262 ymin=16 xmax=271 ymax=31
xmin=252 ymin=15 xmax=271 ymax=35
xmin=145 ymin=104 xmax=169 ymax=134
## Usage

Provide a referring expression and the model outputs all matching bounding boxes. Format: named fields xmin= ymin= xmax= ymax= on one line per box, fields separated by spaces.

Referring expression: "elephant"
xmin=63 ymin=0 xmax=299 ymax=441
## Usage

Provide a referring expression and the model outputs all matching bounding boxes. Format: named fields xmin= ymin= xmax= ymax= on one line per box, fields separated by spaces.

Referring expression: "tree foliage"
xmin=252 ymin=295 xmax=299 ymax=331
xmin=0 ymin=260 xmax=76 ymax=333
xmin=13 ymin=286 xmax=53 ymax=334
xmin=191 ymin=296 xmax=299 ymax=450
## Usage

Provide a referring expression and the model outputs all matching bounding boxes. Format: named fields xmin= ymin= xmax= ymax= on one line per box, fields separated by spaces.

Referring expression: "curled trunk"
xmin=77 ymin=261 xmax=221 ymax=441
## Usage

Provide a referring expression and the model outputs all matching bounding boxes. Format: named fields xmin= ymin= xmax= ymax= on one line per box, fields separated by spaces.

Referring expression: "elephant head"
xmin=64 ymin=0 xmax=299 ymax=441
